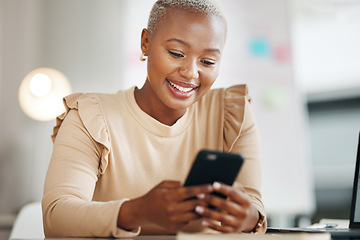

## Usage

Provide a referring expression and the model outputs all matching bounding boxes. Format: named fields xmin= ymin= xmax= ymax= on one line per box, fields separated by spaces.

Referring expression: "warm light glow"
xmin=18 ymin=68 xmax=72 ymax=121
xmin=29 ymin=73 xmax=52 ymax=97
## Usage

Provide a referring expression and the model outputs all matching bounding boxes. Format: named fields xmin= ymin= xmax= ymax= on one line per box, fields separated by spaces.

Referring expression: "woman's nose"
xmin=179 ymin=59 xmax=199 ymax=80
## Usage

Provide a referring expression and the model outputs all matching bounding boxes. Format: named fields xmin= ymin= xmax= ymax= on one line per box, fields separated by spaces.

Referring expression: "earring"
xmin=139 ymin=52 xmax=147 ymax=61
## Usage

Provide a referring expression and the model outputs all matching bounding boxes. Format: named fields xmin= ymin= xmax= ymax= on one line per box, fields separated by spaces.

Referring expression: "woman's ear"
xmin=140 ymin=28 xmax=150 ymax=56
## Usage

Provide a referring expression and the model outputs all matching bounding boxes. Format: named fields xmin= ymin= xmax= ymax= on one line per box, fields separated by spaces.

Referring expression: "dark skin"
xmin=118 ymin=181 xmax=213 ymax=232
xmin=134 ymin=8 xmax=225 ymax=126
xmin=196 ymin=182 xmax=259 ymax=233
xmin=117 ymin=7 xmax=259 ymax=233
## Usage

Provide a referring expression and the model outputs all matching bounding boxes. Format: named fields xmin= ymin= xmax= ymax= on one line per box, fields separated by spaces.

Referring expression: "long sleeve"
xmin=42 ymin=94 xmax=140 ymax=238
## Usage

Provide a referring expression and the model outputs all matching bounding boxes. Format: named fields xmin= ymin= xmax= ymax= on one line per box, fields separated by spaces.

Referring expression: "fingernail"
xmin=213 ymin=181 xmax=221 ymax=190
xmin=197 ymin=193 xmax=205 ymax=199
xmin=195 ymin=205 xmax=205 ymax=214
xmin=202 ymin=220 xmax=209 ymax=227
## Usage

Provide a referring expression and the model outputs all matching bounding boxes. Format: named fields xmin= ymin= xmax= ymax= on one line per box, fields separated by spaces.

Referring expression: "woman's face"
xmin=141 ymin=7 xmax=227 ymax=111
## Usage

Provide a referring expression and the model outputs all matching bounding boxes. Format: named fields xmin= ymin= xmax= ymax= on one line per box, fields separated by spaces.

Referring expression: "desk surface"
xmin=11 ymin=232 xmax=338 ymax=240
xmin=11 ymin=237 xmax=176 ymax=240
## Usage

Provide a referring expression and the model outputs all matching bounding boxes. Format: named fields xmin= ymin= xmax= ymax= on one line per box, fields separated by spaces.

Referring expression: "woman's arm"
xmin=42 ymin=110 xmax=138 ymax=238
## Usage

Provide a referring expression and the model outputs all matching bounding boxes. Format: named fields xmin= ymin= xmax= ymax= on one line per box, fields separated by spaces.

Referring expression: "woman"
xmin=42 ymin=0 xmax=267 ymax=237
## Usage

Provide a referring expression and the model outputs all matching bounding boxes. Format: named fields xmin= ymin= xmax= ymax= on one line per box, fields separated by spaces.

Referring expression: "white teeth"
xmin=168 ymin=80 xmax=194 ymax=93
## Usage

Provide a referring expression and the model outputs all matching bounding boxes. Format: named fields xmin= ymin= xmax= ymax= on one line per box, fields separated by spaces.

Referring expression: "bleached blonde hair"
xmin=147 ymin=0 xmax=227 ymax=34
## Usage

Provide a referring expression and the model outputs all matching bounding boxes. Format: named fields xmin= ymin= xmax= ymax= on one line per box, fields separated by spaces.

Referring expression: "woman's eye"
xmin=168 ymin=50 xmax=184 ymax=58
xmin=201 ymin=60 xmax=215 ymax=66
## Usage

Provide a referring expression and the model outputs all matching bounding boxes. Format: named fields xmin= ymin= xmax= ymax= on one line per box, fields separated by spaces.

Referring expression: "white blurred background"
xmin=1 ymin=0 xmax=360 ymax=239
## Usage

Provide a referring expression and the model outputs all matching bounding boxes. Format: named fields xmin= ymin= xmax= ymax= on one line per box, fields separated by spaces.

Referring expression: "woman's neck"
xmin=134 ymin=83 xmax=186 ymax=126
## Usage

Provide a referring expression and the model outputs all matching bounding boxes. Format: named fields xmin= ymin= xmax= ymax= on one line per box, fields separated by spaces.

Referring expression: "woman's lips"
xmin=166 ymin=79 xmax=199 ymax=93
xmin=166 ymin=78 xmax=199 ymax=99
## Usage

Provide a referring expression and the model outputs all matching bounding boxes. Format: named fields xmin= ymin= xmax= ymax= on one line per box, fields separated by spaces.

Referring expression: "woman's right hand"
xmin=117 ymin=180 xmax=213 ymax=232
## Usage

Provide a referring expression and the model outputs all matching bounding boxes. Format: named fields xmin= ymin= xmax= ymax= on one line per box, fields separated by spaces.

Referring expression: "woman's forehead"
xmin=155 ymin=7 xmax=224 ymax=30
xmin=151 ymin=8 xmax=226 ymax=48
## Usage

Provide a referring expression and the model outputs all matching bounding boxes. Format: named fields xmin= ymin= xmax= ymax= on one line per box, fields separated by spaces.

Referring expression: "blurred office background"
xmin=1 ymin=0 xmax=360 ymax=239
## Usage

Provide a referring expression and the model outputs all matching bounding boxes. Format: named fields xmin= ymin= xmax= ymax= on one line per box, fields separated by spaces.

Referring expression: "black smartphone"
xmin=184 ymin=150 xmax=244 ymax=199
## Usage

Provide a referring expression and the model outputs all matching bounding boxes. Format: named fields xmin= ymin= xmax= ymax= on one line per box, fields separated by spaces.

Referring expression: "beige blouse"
xmin=42 ymin=84 xmax=267 ymax=238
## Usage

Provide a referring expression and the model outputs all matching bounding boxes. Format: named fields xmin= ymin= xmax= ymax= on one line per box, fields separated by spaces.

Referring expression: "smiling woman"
xmin=135 ymin=7 xmax=226 ymax=125
xmin=41 ymin=0 xmax=267 ymax=238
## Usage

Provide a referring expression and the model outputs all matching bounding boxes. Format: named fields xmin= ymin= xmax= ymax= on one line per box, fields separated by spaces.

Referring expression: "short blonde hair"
xmin=147 ymin=0 xmax=227 ymax=34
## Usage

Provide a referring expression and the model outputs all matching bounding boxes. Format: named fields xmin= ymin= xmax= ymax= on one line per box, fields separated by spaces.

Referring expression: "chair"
xmin=9 ymin=202 xmax=44 ymax=239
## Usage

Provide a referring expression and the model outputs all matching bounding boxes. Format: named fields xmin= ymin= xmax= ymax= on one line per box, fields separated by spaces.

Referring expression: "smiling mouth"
xmin=166 ymin=79 xmax=199 ymax=93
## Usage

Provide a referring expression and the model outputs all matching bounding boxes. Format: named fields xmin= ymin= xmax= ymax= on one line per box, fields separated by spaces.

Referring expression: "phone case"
xmin=184 ymin=150 xmax=244 ymax=196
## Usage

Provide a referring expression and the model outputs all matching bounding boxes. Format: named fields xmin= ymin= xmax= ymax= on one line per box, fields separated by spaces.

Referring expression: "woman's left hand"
xmin=194 ymin=182 xmax=259 ymax=233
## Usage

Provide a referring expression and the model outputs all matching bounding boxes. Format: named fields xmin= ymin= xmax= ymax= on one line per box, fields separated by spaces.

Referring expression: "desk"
xmin=11 ymin=237 xmax=176 ymax=240
xmin=11 ymin=233 xmax=337 ymax=240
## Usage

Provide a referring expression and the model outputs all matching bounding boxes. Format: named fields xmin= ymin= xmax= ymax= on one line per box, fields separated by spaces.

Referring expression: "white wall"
xmin=42 ymin=0 xmax=126 ymax=93
xmin=291 ymin=0 xmax=360 ymax=97
xmin=0 ymin=0 xmax=45 ymax=215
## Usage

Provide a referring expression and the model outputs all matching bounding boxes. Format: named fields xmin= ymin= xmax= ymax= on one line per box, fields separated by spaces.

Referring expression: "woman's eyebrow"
xmin=166 ymin=38 xmax=189 ymax=46
xmin=166 ymin=38 xmax=221 ymax=54
xmin=205 ymin=48 xmax=221 ymax=54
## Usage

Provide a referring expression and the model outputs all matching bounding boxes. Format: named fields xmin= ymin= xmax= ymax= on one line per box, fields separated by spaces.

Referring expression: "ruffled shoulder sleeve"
xmin=223 ymin=85 xmax=266 ymax=233
xmin=223 ymin=84 xmax=251 ymax=152
xmin=52 ymin=93 xmax=111 ymax=175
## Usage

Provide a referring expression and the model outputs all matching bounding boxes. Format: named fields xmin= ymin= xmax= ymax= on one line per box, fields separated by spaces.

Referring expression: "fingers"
xmin=195 ymin=200 xmax=246 ymax=230
xmin=202 ymin=219 xmax=236 ymax=233
xmin=194 ymin=182 xmax=253 ymax=233
xmin=212 ymin=182 xmax=251 ymax=208
xmin=195 ymin=202 xmax=240 ymax=233
xmin=141 ymin=181 xmax=211 ymax=231
xmin=174 ymin=210 xmax=200 ymax=224
xmin=153 ymin=181 xmax=214 ymax=217
xmin=181 ymin=184 xmax=214 ymax=201
xmin=167 ymin=194 xmax=207 ymax=214
xmin=163 ymin=183 xmax=214 ymax=202
xmin=158 ymin=181 xmax=214 ymax=200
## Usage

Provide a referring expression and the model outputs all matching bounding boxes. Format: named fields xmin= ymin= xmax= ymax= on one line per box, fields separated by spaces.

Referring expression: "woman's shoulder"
xmin=223 ymin=84 xmax=250 ymax=100
xmin=62 ymin=91 xmax=123 ymax=109
xmin=52 ymin=92 xmax=110 ymax=136
xmin=52 ymin=91 xmax=125 ymax=144
xmin=217 ymin=84 xmax=248 ymax=95
xmin=59 ymin=90 xmax=131 ymax=123
xmin=197 ymin=84 xmax=252 ymax=129
xmin=201 ymin=84 xmax=251 ymax=107
xmin=199 ymin=84 xmax=254 ymax=152
xmin=52 ymin=91 xmax=128 ymax=173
